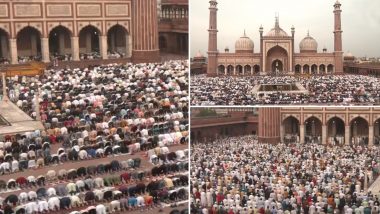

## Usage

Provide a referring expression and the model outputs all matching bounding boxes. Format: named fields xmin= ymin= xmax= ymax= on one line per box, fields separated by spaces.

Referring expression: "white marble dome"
xmin=299 ymin=32 xmax=318 ymax=52
xmin=235 ymin=31 xmax=254 ymax=53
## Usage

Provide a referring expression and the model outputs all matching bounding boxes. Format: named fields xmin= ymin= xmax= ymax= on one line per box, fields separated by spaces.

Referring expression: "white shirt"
xmin=38 ymin=200 xmax=49 ymax=212
xmin=25 ymin=201 xmax=38 ymax=213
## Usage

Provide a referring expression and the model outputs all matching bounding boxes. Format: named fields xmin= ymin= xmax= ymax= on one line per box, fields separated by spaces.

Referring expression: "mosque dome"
xmin=299 ymin=32 xmax=318 ymax=53
xmin=235 ymin=31 xmax=254 ymax=53
xmin=194 ymin=50 xmax=204 ymax=58
xmin=266 ymin=28 xmax=288 ymax=37
xmin=265 ymin=16 xmax=289 ymax=37
xmin=344 ymin=51 xmax=355 ymax=61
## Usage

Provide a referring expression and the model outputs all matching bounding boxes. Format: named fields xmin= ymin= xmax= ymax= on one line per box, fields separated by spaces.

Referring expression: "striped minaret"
xmin=333 ymin=0 xmax=343 ymax=73
xmin=132 ymin=0 xmax=160 ymax=63
xmin=207 ymin=0 xmax=218 ymax=76
xmin=258 ymin=108 xmax=281 ymax=144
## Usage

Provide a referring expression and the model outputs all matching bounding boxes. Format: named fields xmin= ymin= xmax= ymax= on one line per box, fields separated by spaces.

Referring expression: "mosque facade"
xmin=0 ymin=0 xmax=168 ymax=64
xmin=207 ymin=0 xmax=344 ymax=76
xmin=259 ymin=107 xmax=380 ymax=146
xmin=192 ymin=107 xmax=380 ymax=147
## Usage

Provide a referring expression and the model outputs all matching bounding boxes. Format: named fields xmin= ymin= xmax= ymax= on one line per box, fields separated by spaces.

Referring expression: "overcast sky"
xmin=190 ymin=0 xmax=380 ymax=58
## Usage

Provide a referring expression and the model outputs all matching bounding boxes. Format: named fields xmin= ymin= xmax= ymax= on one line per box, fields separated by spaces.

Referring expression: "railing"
xmin=191 ymin=116 xmax=257 ymax=127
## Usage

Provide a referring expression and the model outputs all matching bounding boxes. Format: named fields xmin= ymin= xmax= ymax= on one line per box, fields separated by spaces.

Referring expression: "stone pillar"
xmin=100 ymin=36 xmax=108 ymax=60
xmin=280 ymin=124 xmax=284 ymax=143
xmin=1 ymin=73 xmax=8 ymax=101
xmin=86 ymin=32 xmax=92 ymax=53
xmin=369 ymin=125 xmax=374 ymax=146
xmin=317 ymin=65 xmax=320 ymax=74
xmin=110 ymin=33 xmax=115 ymax=52
xmin=10 ymin=38 xmax=18 ymax=64
xmin=0 ymin=36 xmax=8 ymax=58
xmin=250 ymin=66 xmax=253 ymax=75
xmin=322 ymin=125 xmax=327 ymax=144
xmin=345 ymin=125 xmax=350 ymax=145
xmin=41 ymin=38 xmax=50 ymax=63
xmin=31 ymin=34 xmax=37 ymax=56
xmin=127 ymin=34 xmax=132 ymax=58
xmin=299 ymin=124 xmax=305 ymax=144
xmin=224 ymin=67 xmax=227 ymax=75
xmin=132 ymin=0 xmax=160 ymax=63
xmin=258 ymin=108 xmax=281 ymax=144
xmin=71 ymin=37 xmax=79 ymax=61
xmin=233 ymin=66 xmax=236 ymax=75
xmin=58 ymin=33 xmax=65 ymax=54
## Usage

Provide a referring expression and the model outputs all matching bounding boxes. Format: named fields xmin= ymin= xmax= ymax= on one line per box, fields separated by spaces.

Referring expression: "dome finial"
xmin=275 ymin=12 xmax=280 ymax=29
xmin=307 ymin=30 xmax=310 ymax=37
xmin=244 ymin=29 xmax=246 ymax=37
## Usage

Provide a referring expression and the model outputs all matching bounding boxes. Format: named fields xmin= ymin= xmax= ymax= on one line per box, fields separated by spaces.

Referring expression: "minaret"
xmin=333 ymin=0 xmax=343 ymax=73
xmin=259 ymin=25 xmax=263 ymax=72
xmin=131 ymin=0 xmax=160 ymax=63
xmin=207 ymin=0 xmax=218 ymax=76
xmin=291 ymin=26 xmax=295 ymax=72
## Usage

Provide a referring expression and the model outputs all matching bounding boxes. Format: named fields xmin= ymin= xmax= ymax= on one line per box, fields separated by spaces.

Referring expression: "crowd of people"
xmin=191 ymin=75 xmax=380 ymax=105
xmin=0 ymin=58 xmax=9 ymax=65
xmin=0 ymin=60 xmax=189 ymax=213
xmin=191 ymin=135 xmax=380 ymax=213
xmin=18 ymin=56 xmax=42 ymax=64
xmin=0 ymin=170 xmax=188 ymax=213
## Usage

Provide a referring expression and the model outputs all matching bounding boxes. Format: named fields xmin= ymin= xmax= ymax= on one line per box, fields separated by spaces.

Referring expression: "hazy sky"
xmin=190 ymin=0 xmax=380 ymax=58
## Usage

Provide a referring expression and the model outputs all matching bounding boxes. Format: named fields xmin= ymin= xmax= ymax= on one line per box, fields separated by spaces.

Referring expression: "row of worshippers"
xmin=190 ymin=135 xmax=380 ymax=214
xmin=2 ymin=60 xmax=188 ymax=165
xmin=191 ymin=75 xmax=380 ymax=105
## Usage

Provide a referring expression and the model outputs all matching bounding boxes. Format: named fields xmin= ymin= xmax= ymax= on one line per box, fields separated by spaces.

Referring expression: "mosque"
xmin=191 ymin=107 xmax=380 ymax=146
xmin=207 ymin=0 xmax=344 ymax=76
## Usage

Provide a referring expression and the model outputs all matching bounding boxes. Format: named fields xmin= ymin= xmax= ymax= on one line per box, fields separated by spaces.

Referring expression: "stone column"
xmin=233 ymin=66 xmax=236 ymax=75
xmin=224 ymin=67 xmax=227 ymax=75
xmin=258 ymin=108 xmax=281 ymax=144
xmin=299 ymin=124 xmax=305 ymax=144
xmin=41 ymin=38 xmax=50 ymax=63
xmin=127 ymin=34 xmax=132 ymax=58
xmin=71 ymin=37 xmax=79 ymax=61
xmin=100 ymin=36 xmax=108 ymax=60
xmin=322 ymin=125 xmax=327 ymax=144
xmin=31 ymin=34 xmax=37 ymax=55
xmin=86 ymin=32 xmax=92 ymax=53
xmin=250 ymin=66 xmax=253 ymax=75
xmin=132 ymin=0 xmax=160 ymax=63
xmin=110 ymin=33 xmax=115 ymax=52
xmin=58 ymin=33 xmax=65 ymax=54
xmin=369 ymin=125 xmax=374 ymax=146
xmin=1 ymin=36 xmax=8 ymax=58
xmin=280 ymin=124 xmax=284 ymax=143
xmin=10 ymin=38 xmax=18 ymax=64
xmin=1 ymin=73 xmax=8 ymax=101
xmin=317 ymin=65 xmax=320 ymax=74
xmin=345 ymin=125 xmax=350 ymax=145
